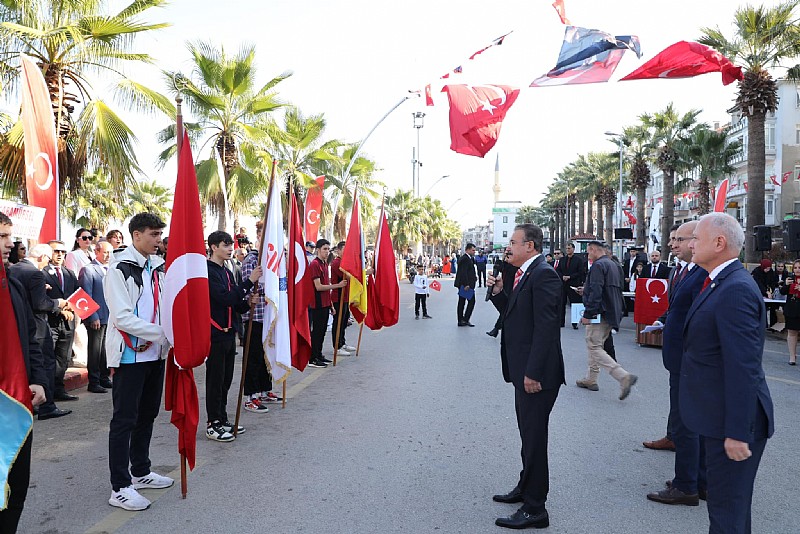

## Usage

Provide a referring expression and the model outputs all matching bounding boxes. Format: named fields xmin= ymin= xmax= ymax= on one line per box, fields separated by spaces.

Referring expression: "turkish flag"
xmin=66 ymin=287 xmax=100 ymax=321
xmin=443 ymin=84 xmax=520 ymax=158
xmin=162 ymin=131 xmax=211 ymax=470
xmin=783 ymin=171 xmax=793 ymax=183
xmin=429 ymin=280 xmax=442 ymax=292
xmin=365 ymin=204 xmax=399 ymax=330
xmin=633 ymin=278 xmax=669 ymax=325
xmin=620 ymin=41 xmax=743 ymax=86
xmin=303 ymin=175 xmax=325 ymax=243
xmin=288 ymin=191 xmax=313 ymax=371
xmin=19 ymin=55 xmax=59 ymax=242
xmin=425 ymin=84 xmax=434 ymax=106
xmin=713 ymin=178 xmax=729 ymax=212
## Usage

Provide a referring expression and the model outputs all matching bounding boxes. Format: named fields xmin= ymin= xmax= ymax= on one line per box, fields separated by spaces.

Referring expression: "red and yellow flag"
xmin=339 ymin=191 xmax=367 ymax=323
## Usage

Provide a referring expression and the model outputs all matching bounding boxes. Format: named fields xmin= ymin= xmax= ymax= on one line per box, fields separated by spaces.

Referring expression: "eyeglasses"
xmin=674 ymin=237 xmax=693 ymax=243
xmin=80 ymin=235 xmax=92 ymax=241
xmin=52 ymin=250 xmax=67 ymax=254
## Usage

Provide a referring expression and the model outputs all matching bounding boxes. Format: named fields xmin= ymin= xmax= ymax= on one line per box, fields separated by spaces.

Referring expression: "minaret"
xmin=493 ymin=153 xmax=501 ymax=204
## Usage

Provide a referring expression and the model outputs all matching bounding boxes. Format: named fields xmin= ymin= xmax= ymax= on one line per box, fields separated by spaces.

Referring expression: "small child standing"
xmin=413 ymin=264 xmax=432 ymax=319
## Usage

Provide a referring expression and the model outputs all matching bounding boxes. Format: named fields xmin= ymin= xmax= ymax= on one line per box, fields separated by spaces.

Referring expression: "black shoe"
xmin=87 ymin=384 xmax=107 ymax=393
xmin=307 ymin=359 xmax=328 ymax=368
xmin=486 ymin=328 xmax=499 ymax=338
xmin=665 ymin=480 xmax=706 ymax=501
xmin=458 ymin=321 xmax=467 ymax=327
xmin=423 ymin=315 xmax=432 ymax=319
xmin=321 ymin=357 xmax=333 ymax=364
xmin=38 ymin=408 xmax=72 ymax=420
xmin=493 ymin=488 xmax=523 ymax=503
xmin=572 ymin=323 xmax=578 ymax=330
xmin=647 ymin=486 xmax=699 ymax=506
xmin=465 ymin=322 xmax=475 ymax=327
xmin=415 ymin=315 xmax=420 ymax=320
xmin=100 ymin=379 xmax=113 ymax=389
xmin=495 ymin=508 xmax=549 ymax=529
xmin=54 ymin=393 xmax=78 ymax=401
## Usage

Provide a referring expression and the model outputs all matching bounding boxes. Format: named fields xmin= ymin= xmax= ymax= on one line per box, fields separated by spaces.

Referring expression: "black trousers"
xmin=243 ymin=322 xmax=271 ymax=397
xmin=457 ymin=295 xmax=475 ymax=323
xmin=206 ymin=337 xmax=236 ymax=423
xmin=330 ymin=298 xmax=350 ymax=349
xmin=603 ymin=334 xmax=616 ymax=361
xmin=311 ymin=306 xmax=330 ymax=360
xmin=514 ymin=386 xmax=559 ymax=514
xmin=50 ymin=322 xmax=74 ymax=396
xmin=37 ymin=331 xmax=58 ymax=415
xmin=87 ymin=324 xmax=109 ymax=387
xmin=476 ymin=265 xmax=486 ymax=286
xmin=0 ymin=434 xmax=31 ymax=534
xmin=109 ymin=359 xmax=165 ymax=491
xmin=415 ymin=294 xmax=428 ymax=316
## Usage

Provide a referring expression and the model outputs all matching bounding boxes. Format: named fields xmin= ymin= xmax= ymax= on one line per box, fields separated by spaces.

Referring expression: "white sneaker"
xmin=109 ymin=486 xmax=151 ymax=511
xmin=206 ymin=422 xmax=235 ymax=442
xmin=337 ymin=348 xmax=351 ymax=356
xmin=131 ymin=472 xmax=174 ymax=490
xmin=342 ymin=345 xmax=357 ymax=352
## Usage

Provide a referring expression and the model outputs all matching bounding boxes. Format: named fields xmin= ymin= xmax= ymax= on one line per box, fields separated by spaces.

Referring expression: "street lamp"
xmin=412 ymin=112 xmax=426 ymax=197
xmin=605 ymin=131 xmax=624 ymax=252
xmin=424 ymin=174 xmax=450 ymax=197
xmin=447 ymin=197 xmax=462 ymax=211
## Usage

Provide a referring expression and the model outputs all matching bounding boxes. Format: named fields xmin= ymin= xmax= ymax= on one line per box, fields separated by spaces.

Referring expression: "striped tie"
xmin=513 ymin=268 xmax=523 ymax=290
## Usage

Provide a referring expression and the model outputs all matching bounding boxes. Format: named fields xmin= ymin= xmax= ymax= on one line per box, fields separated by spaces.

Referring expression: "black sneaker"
xmin=321 ymin=357 xmax=333 ymax=364
xmin=220 ymin=421 xmax=246 ymax=434
xmin=308 ymin=360 xmax=328 ymax=368
xmin=206 ymin=422 xmax=235 ymax=442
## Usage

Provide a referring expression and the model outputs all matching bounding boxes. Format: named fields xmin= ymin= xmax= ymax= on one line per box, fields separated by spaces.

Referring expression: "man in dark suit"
xmin=646 ymin=221 xmax=708 ymax=506
xmin=1 ymin=212 xmax=47 ymax=532
xmin=79 ymin=241 xmax=113 ymax=393
xmin=682 ymin=213 xmax=774 ymax=533
xmin=487 ymin=224 xmax=564 ymax=530
xmin=43 ymin=241 xmax=79 ymax=402
xmin=623 ymin=245 xmax=647 ymax=286
xmin=555 ymin=242 xmax=586 ymax=329
xmin=454 ymin=243 xmax=477 ymax=327
xmin=640 ymin=250 xmax=671 ymax=280
xmin=8 ymin=244 xmax=73 ymax=420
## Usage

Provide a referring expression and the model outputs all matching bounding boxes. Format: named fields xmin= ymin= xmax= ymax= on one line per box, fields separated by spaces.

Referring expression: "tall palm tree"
xmin=127 ymin=179 xmax=173 ymax=222
xmin=162 ymin=41 xmax=291 ymax=231
xmin=620 ymin=124 xmax=652 ymax=246
xmin=699 ymin=1 xmax=800 ymax=261
xmin=385 ymin=189 xmax=424 ymax=254
xmin=0 ymin=0 xmax=172 ymax=198
xmin=641 ymin=104 xmax=700 ymax=251
xmin=61 ymin=172 xmax=125 ymax=229
xmin=678 ymin=125 xmax=742 ymax=215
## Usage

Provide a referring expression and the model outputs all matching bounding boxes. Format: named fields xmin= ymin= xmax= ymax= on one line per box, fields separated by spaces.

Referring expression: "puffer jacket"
xmin=104 ymin=246 xmax=169 ymax=367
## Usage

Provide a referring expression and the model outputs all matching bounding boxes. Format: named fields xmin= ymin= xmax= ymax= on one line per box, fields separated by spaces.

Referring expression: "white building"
xmin=462 ymin=224 xmax=490 ymax=251
xmin=491 ymin=201 xmax=521 ymax=251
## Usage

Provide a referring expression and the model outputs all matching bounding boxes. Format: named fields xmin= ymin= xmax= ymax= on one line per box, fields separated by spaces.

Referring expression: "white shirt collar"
xmin=708 ymin=258 xmax=738 ymax=280
xmin=518 ymin=254 xmax=541 ymax=274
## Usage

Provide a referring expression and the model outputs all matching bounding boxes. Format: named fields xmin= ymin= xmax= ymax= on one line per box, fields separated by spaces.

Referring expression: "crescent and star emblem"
xmin=306 ymin=209 xmax=320 ymax=225
xmin=25 ymin=152 xmax=55 ymax=191
xmin=76 ymin=298 xmax=89 ymax=311
xmin=645 ymin=278 xmax=669 ymax=303
xmin=294 ymin=242 xmax=307 ymax=284
xmin=467 ymin=85 xmax=507 ymax=115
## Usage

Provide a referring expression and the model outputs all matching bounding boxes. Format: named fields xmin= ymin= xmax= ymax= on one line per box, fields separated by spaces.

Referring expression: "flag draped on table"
xmin=19 ymin=54 xmax=59 ymax=242
xmin=443 ymin=84 xmax=520 ymax=157
xmin=620 ymin=41 xmax=742 ymax=86
xmin=713 ymin=179 xmax=729 ymax=213
xmin=163 ymin=131 xmax=211 ymax=470
xmin=303 ymin=176 xmax=325 ymax=243
xmin=288 ymin=191 xmax=313 ymax=371
xmin=340 ymin=191 xmax=368 ymax=323
xmin=0 ymin=262 xmax=34 ymax=511
xmin=633 ymin=278 xmax=669 ymax=325
xmin=365 ymin=202 xmax=399 ymax=330
xmin=261 ymin=176 xmax=292 ymax=383
xmin=530 ymin=26 xmax=641 ymax=87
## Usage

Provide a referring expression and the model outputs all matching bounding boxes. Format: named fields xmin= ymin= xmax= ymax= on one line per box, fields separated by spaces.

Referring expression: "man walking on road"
xmin=577 ymin=241 xmax=637 ymax=400
xmin=682 ymin=213 xmax=774 ymax=533
xmin=488 ymin=224 xmax=564 ymax=530
xmin=455 ymin=243 xmax=477 ymax=327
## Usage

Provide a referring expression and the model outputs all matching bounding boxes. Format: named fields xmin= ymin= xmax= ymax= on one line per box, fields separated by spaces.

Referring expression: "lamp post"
xmin=605 ymin=131 xmax=624 ymax=254
xmin=413 ymin=112 xmax=426 ymax=197
xmin=447 ymin=197 xmax=462 ymax=211
xmin=424 ymin=175 xmax=450 ymax=197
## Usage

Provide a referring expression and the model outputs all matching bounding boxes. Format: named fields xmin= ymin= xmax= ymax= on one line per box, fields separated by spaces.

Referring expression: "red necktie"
xmin=554 ymin=260 xmax=559 ymax=269
xmin=652 ymin=264 xmax=656 ymax=277
xmin=673 ymin=264 xmax=683 ymax=282
xmin=700 ymin=276 xmax=712 ymax=293
xmin=513 ymin=268 xmax=523 ymax=290
xmin=55 ymin=266 xmax=63 ymax=292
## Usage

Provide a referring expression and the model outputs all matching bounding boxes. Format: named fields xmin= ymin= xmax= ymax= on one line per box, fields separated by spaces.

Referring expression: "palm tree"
xmin=162 ymin=41 xmax=291 ymax=231
xmin=61 ymin=172 xmax=125 ymax=229
xmin=678 ymin=125 xmax=742 ymax=215
xmin=385 ymin=189 xmax=424 ymax=254
xmin=620 ymin=124 xmax=651 ymax=246
xmin=641 ymin=104 xmax=700 ymax=251
xmin=0 ymin=0 xmax=172 ymax=197
xmin=127 ymin=180 xmax=173 ymax=222
xmin=699 ymin=1 xmax=800 ymax=261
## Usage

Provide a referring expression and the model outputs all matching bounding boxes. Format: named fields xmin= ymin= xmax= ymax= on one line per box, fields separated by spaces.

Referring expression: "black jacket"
xmin=582 ymin=255 xmax=624 ymax=330
xmin=42 ymin=263 xmax=78 ymax=329
xmin=640 ymin=262 xmax=671 ymax=280
xmin=208 ymin=260 xmax=253 ymax=341
xmin=9 ymin=274 xmax=47 ymax=387
xmin=751 ymin=267 xmax=779 ymax=297
xmin=9 ymin=259 xmax=60 ymax=343
xmin=454 ymin=253 xmax=477 ymax=289
xmin=555 ymin=253 xmax=587 ymax=287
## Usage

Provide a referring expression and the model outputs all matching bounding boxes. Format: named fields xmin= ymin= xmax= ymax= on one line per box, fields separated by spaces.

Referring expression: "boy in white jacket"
xmin=413 ymin=264 xmax=432 ymax=319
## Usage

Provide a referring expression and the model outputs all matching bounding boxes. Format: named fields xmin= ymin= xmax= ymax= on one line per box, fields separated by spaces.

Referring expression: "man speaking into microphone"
xmin=487 ymin=224 xmax=565 ymax=529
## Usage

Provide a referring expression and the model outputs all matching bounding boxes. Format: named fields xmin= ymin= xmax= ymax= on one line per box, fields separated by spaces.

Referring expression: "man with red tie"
xmin=641 ymin=250 xmax=671 ymax=280
xmin=43 ymin=240 xmax=79 ymax=402
xmin=682 ymin=213 xmax=774 ymax=533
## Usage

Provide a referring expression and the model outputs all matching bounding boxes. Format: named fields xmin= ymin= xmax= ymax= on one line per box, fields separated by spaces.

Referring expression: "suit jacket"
xmin=582 ymin=255 xmax=624 ymax=330
xmin=454 ymin=253 xmax=477 ymax=289
xmin=9 ymin=275 xmax=48 ymax=387
xmin=661 ymin=265 xmax=706 ymax=373
xmin=680 ymin=260 xmax=775 ymax=443
xmin=623 ymin=252 xmax=647 ymax=279
xmin=78 ymin=260 xmax=110 ymax=324
xmin=490 ymin=255 xmax=565 ymax=391
xmin=640 ymin=262 xmax=671 ymax=280
xmin=43 ymin=263 xmax=78 ymax=329
xmin=8 ymin=259 xmax=60 ymax=342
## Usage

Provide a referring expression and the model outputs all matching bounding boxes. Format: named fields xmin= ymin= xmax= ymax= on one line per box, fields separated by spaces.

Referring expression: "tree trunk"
xmin=578 ymin=199 xmax=585 ymax=235
xmin=553 ymin=211 xmax=561 ymax=250
xmin=746 ymin=111 xmax=766 ymax=263
xmin=596 ymin=197 xmax=605 ymax=243
xmin=636 ymin=185 xmax=646 ymax=246
xmin=586 ymin=198 xmax=594 ymax=236
xmin=699 ymin=177 xmax=711 ymax=215
xmin=569 ymin=198 xmax=576 ymax=238
xmin=605 ymin=201 xmax=614 ymax=246
xmin=661 ymin=168 xmax=675 ymax=254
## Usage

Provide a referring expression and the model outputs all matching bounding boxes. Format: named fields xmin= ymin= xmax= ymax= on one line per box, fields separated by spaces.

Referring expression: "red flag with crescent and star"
xmin=443 ymin=84 xmax=520 ymax=158
xmin=66 ymin=288 xmax=100 ymax=321
xmin=289 ymin=191 xmax=313 ymax=371
xmin=620 ymin=41 xmax=743 ymax=86
xmin=364 ymin=203 xmax=399 ymax=330
xmin=633 ymin=277 xmax=669 ymax=325
xmin=429 ymin=280 xmax=442 ymax=292
xmin=162 ymin=131 xmax=211 ymax=470
xmin=304 ymin=175 xmax=325 ymax=243
xmin=19 ymin=54 xmax=59 ymax=241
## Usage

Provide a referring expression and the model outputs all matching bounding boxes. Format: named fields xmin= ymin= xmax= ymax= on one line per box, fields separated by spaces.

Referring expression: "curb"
xmin=64 ymin=367 xmax=89 ymax=392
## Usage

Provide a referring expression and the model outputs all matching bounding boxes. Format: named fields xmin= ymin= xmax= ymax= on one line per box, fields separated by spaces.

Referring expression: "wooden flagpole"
xmin=332 ymin=292 xmax=345 ymax=366
xmin=355 ymin=192 xmax=383 ymax=357
xmin=233 ymin=160 xmax=277 ymax=436
xmin=174 ymin=96 xmax=188 ymax=499
xmin=282 ymin=380 xmax=286 ymax=409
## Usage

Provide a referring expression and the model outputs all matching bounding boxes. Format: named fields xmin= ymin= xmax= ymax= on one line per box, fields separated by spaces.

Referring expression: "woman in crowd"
xmin=779 ymin=259 xmax=800 ymax=365
xmin=9 ymin=241 xmax=25 ymax=263
xmin=65 ymin=227 xmax=94 ymax=275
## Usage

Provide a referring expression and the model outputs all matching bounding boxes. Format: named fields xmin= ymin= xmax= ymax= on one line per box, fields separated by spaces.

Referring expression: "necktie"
xmin=554 ymin=260 xmax=559 ymax=270
xmin=55 ymin=266 xmax=63 ymax=292
xmin=673 ymin=264 xmax=682 ymax=283
xmin=700 ymin=276 xmax=712 ymax=293
xmin=513 ymin=268 xmax=523 ymax=290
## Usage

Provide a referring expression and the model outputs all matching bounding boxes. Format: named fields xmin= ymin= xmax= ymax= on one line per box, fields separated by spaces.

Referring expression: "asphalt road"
xmin=18 ymin=276 xmax=800 ymax=534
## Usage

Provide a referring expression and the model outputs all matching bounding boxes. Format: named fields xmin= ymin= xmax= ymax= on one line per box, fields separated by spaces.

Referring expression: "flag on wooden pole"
xmin=339 ymin=191 xmax=368 ymax=323
xmin=288 ymin=191 xmax=313 ymax=371
xmin=365 ymin=201 xmax=399 ymax=329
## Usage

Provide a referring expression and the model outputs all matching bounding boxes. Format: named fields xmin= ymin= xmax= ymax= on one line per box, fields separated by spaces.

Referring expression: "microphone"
xmin=486 ymin=261 xmax=502 ymax=301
